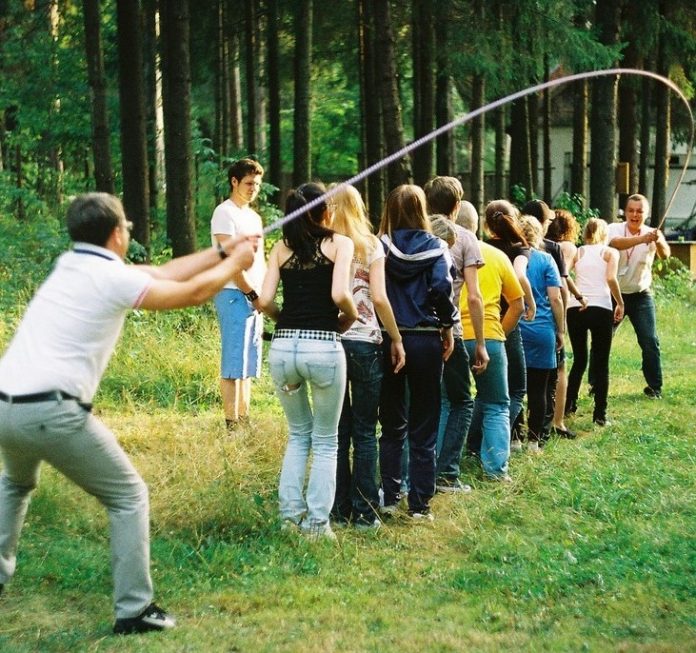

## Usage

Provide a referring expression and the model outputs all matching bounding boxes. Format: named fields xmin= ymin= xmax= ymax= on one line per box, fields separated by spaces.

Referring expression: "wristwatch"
xmin=216 ymin=241 xmax=228 ymax=259
xmin=244 ymin=289 xmax=259 ymax=302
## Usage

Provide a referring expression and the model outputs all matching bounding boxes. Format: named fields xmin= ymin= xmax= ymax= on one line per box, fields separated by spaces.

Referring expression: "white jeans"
xmin=0 ymin=398 xmax=153 ymax=618
xmin=269 ymin=334 xmax=346 ymax=527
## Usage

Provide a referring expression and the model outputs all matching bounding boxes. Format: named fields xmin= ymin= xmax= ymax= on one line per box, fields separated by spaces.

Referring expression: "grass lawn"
xmin=0 ymin=280 xmax=695 ymax=652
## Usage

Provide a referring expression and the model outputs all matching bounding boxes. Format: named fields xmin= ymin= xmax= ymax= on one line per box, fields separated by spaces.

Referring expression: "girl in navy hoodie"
xmin=378 ymin=185 xmax=457 ymax=521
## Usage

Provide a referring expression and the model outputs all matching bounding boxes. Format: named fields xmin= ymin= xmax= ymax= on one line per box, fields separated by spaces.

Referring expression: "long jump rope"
xmin=261 ymin=68 xmax=695 ymax=236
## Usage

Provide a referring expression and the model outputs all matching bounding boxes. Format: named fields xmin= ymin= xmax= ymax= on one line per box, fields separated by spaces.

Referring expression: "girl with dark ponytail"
xmin=259 ymin=182 xmax=359 ymax=540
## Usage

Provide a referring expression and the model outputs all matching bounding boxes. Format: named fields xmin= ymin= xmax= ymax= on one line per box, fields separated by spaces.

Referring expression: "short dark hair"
xmin=228 ymin=157 xmax=264 ymax=188
xmin=66 ymin=193 xmax=124 ymax=246
xmin=423 ymin=176 xmax=463 ymax=216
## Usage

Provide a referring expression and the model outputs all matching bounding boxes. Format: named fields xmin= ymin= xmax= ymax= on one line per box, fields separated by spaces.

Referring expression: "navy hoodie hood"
xmin=381 ymin=229 xmax=457 ymax=329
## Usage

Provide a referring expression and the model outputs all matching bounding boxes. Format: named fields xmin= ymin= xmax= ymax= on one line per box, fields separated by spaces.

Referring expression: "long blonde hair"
xmin=329 ymin=184 xmax=377 ymax=264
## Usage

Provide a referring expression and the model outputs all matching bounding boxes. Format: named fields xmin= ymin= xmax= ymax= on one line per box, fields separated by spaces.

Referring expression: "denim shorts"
xmin=214 ymin=288 xmax=263 ymax=379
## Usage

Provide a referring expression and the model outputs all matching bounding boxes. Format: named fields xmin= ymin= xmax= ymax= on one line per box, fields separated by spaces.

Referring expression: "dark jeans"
xmin=379 ymin=331 xmax=443 ymax=514
xmin=568 ymin=305 xmax=613 ymax=420
xmin=436 ymin=338 xmax=473 ymax=480
xmin=333 ymin=340 xmax=384 ymax=524
xmin=623 ymin=291 xmax=662 ymax=392
xmin=526 ymin=367 xmax=552 ymax=442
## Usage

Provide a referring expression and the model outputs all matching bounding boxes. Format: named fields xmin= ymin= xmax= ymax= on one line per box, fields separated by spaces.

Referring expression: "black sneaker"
xmin=643 ymin=386 xmax=662 ymax=399
xmin=551 ymin=426 xmax=577 ymax=439
xmin=113 ymin=603 xmax=176 ymax=635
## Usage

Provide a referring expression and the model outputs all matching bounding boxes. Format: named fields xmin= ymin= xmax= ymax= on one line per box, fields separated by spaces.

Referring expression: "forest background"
xmin=1 ymin=0 xmax=696 ymax=254
xmin=0 ymin=1 xmax=695 ymax=651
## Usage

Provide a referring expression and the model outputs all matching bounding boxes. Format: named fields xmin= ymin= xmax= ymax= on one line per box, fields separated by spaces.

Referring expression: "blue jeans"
xmin=465 ymin=339 xmax=510 ymax=478
xmin=379 ymin=332 xmax=443 ymax=514
xmin=623 ymin=291 xmax=662 ymax=392
xmin=269 ymin=335 xmax=346 ymax=527
xmin=333 ymin=340 xmax=384 ymax=524
xmin=436 ymin=338 xmax=473 ymax=480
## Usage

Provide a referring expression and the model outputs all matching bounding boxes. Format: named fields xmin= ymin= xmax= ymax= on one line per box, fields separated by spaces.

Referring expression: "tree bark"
xmin=373 ymin=0 xmax=411 ymax=190
xmin=509 ymin=98 xmax=532 ymax=201
xmin=116 ymin=0 xmax=151 ymax=250
xmin=638 ymin=63 xmax=652 ymax=195
xmin=542 ymin=55 xmax=552 ymax=201
xmin=494 ymin=106 xmax=506 ymax=199
xmin=143 ymin=0 xmax=159 ymax=210
xmin=589 ymin=0 xmax=621 ymax=221
xmin=359 ymin=0 xmax=384 ymax=224
xmin=651 ymin=2 xmax=670 ymax=227
xmin=226 ymin=5 xmax=243 ymax=153
xmin=267 ymin=0 xmax=281 ymax=198
xmin=160 ymin=0 xmax=196 ymax=256
xmin=470 ymin=73 xmax=485 ymax=212
xmin=292 ymin=0 xmax=312 ymax=185
xmin=571 ymin=79 xmax=588 ymax=201
xmin=82 ymin=0 xmax=115 ymax=194
xmin=411 ymin=0 xmax=434 ymax=186
xmin=244 ymin=0 xmax=257 ymax=155
xmin=434 ymin=10 xmax=453 ymax=176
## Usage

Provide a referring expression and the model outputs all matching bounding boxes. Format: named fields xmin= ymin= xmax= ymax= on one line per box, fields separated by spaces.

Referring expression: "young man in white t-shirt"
xmin=211 ymin=158 xmax=267 ymax=429
xmin=606 ymin=193 xmax=670 ymax=399
xmin=0 ymin=193 xmax=258 ymax=634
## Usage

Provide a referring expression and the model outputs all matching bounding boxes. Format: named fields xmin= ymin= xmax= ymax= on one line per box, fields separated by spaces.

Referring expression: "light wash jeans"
xmin=269 ymin=334 xmax=346 ymax=529
xmin=465 ymin=339 xmax=511 ymax=478
xmin=0 ymin=398 xmax=153 ymax=619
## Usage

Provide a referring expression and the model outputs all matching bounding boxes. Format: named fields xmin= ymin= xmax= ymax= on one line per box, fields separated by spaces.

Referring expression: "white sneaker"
xmin=300 ymin=521 xmax=337 ymax=542
xmin=510 ymin=439 xmax=523 ymax=452
xmin=527 ymin=441 xmax=541 ymax=454
xmin=408 ymin=511 xmax=435 ymax=523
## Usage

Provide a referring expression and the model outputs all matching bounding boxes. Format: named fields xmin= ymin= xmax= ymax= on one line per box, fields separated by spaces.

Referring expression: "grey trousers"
xmin=0 ymin=398 xmax=153 ymax=618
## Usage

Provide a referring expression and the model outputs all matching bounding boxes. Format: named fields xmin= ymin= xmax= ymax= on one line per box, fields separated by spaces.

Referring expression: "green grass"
xmin=0 ymin=241 xmax=695 ymax=651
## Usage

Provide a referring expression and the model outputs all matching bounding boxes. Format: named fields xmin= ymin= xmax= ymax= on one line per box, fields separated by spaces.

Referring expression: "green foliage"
xmin=553 ymin=191 xmax=600 ymax=231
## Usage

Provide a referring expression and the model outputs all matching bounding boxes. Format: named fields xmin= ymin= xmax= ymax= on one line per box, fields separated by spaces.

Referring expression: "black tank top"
xmin=276 ymin=238 xmax=339 ymax=332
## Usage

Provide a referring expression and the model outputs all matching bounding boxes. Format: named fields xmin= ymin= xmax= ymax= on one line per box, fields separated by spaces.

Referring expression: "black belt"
xmin=0 ymin=390 xmax=92 ymax=412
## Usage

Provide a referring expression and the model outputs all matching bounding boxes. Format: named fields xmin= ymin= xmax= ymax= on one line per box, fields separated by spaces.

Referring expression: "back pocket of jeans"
xmin=306 ymin=361 xmax=337 ymax=388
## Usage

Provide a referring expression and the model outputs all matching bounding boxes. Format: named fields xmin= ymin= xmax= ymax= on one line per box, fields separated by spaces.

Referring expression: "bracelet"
xmin=216 ymin=241 xmax=228 ymax=260
xmin=244 ymin=289 xmax=259 ymax=302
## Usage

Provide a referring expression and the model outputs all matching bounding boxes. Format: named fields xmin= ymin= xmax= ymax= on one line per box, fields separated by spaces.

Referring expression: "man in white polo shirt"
xmin=0 ymin=193 xmax=257 ymax=635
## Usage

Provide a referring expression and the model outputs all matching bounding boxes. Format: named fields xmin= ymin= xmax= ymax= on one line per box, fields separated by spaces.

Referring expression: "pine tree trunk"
xmin=638 ymin=64 xmax=652 ymax=195
xmin=528 ymin=93 xmax=538 ymax=196
xmin=292 ymin=0 xmax=312 ymax=186
xmin=509 ymin=98 xmax=532 ymax=201
xmin=542 ymin=56 xmax=552 ymax=201
xmin=116 ymin=0 xmax=151 ymax=250
xmin=373 ymin=0 xmax=411 ymax=190
xmin=412 ymin=0 xmax=434 ymax=186
xmin=651 ymin=5 xmax=670 ymax=227
xmin=160 ymin=0 xmax=196 ymax=256
xmin=495 ymin=106 xmax=506 ymax=199
xmin=589 ymin=0 xmax=621 ymax=221
xmin=571 ymin=79 xmax=588 ymax=201
xmin=470 ymin=73 xmax=485 ymax=212
xmin=143 ymin=0 xmax=159 ymax=210
xmin=267 ymin=0 xmax=282 ymax=199
xmin=227 ymin=7 xmax=243 ymax=153
xmin=359 ymin=0 xmax=384 ymax=224
xmin=82 ymin=0 xmax=115 ymax=194
xmin=434 ymin=12 xmax=453 ymax=176
xmin=244 ymin=0 xmax=257 ymax=155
